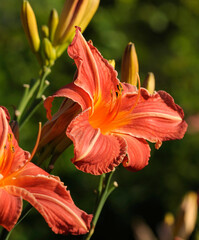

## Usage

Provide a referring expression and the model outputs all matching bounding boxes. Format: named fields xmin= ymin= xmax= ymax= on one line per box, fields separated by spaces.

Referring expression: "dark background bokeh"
xmin=1 ymin=0 xmax=199 ymax=239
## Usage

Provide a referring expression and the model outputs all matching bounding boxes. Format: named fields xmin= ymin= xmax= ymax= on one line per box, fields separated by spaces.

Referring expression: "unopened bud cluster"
xmin=21 ymin=0 xmax=100 ymax=67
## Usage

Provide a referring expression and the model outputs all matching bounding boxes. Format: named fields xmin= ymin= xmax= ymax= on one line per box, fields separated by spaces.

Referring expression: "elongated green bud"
xmin=41 ymin=25 xmax=49 ymax=38
xmin=80 ymin=0 xmax=100 ymax=32
xmin=48 ymin=9 xmax=59 ymax=42
xmin=121 ymin=42 xmax=138 ymax=86
xmin=53 ymin=0 xmax=88 ymax=45
xmin=42 ymin=38 xmax=56 ymax=65
xmin=20 ymin=0 xmax=40 ymax=52
xmin=53 ymin=0 xmax=100 ymax=46
xmin=143 ymin=72 xmax=155 ymax=94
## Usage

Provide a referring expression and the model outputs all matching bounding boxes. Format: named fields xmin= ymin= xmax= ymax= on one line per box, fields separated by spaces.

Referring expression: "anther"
xmin=11 ymin=146 xmax=15 ymax=153
xmin=8 ymin=133 xmax=12 ymax=142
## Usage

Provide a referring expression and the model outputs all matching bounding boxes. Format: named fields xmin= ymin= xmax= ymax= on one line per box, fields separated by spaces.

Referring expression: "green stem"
xmin=98 ymin=173 xmax=105 ymax=195
xmin=17 ymin=66 xmax=51 ymax=128
xmin=36 ymin=67 xmax=51 ymax=98
xmin=84 ymin=170 xmax=118 ymax=240
xmin=19 ymin=98 xmax=44 ymax=130
xmin=16 ymin=80 xmax=40 ymax=122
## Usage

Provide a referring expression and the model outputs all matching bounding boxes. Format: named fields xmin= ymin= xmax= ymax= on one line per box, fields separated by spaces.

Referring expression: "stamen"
xmin=11 ymin=146 xmax=15 ymax=153
xmin=8 ymin=133 xmax=12 ymax=142
xmin=105 ymin=83 xmax=123 ymax=126
xmin=116 ymin=83 xmax=123 ymax=97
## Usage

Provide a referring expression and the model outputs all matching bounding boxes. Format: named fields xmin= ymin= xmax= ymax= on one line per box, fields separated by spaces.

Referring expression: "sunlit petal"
xmin=5 ymin=174 xmax=92 ymax=235
xmin=0 ymin=108 xmax=30 ymax=177
xmin=121 ymin=135 xmax=151 ymax=171
xmin=68 ymin=28 xmax=119 ymax=103
xmin=113 ymin=88 xmax=187 ymax=144
xmin=0 ymin=189 xmax=22 ymax=231
xmin=67 ymin=109 xmax=127 ymax=175
xmin=44 ymin=82 xmax=90 ymax=120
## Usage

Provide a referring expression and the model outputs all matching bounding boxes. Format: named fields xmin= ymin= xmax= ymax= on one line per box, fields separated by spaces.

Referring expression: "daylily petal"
xmin=14 ymin=162 xmax=48 ymax=177
xmin=0 ymin=107 xmax=92 ymax=234
xmin=121 ymin=82 xmax=137 ymax=93
xmin=113 ymin=88 xmax=187 ymax=144
xmin=121 ymin=134 xmax=151 ymax=171
xmin=67 ymin=27 xmax=119 ymax=103
xmin=5 ymin=173 xmax=92 ymax=235
xmin=0 ymin=108 xmax=9 ymax=159
xmin=67 ymin=109 xmax=127 ymax=175
xmin=0 ymin=107 xmax=30 ymax=177
xmin=44 ymin=82 xmax=90 ymax=120
xmin=0 ymin=189 xmax=22 ymax=231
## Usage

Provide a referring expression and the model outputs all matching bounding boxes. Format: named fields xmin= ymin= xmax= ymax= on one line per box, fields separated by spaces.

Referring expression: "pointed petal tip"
xmin=5 ymin=173 xmax=92 ymax=235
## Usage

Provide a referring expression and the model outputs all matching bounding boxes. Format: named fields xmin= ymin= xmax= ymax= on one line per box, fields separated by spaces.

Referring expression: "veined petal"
xmin=67 ymin=28 xmax=119 ymax=104
xmin=14 ymin=162 xmax=49 ymax=178
xmin=66 ymin=109 xmax=127 ymax=175
xmin=44 ymin=82 xmax=90 ymax=120
xmin=113 ymin=88 xmax=187 ymax=144
xmin=0 ymin=107 xmax=30 ymax=177
xmin=121 ymin=82 xmax=137 ymax=93
xmin=0 ymin=189 xmax=22 ymax=231
xmin=0 ymin=108 xmax=9 ymax=159
xmin=5 ymin=173 xmax=92 ymax=235
xmin=121 ymin=134 xmax=151 ymax=171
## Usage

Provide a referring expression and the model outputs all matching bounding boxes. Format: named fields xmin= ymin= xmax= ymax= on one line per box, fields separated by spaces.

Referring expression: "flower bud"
xmin=121 ymin=42 xmax=139 ymax=86
xmin=37 ymin=100 xmax=81 ymax=165
xmin=20 ymin=0 xmax=40 ymax=52
xmin=53 ymin=0 xmax=88 ymax=46
xmin=79 ymin=0 xmax=100 ymax=32
xmin=53 ymin=0 xmax=99 ymax=46
xmin=174 ymin=191 xmax=198 ymax=239
xmin=143 ymin=72 xmax=155 ymax=94
xmin=42 ymin=38 xmax=56 ymax=64
xmin=48 ymin=9 xmax=59 ymax=42
xmin=41 ymin=25 xmax=49 ymax=38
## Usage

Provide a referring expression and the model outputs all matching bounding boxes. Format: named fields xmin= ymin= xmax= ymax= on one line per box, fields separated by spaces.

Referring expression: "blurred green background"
xmin=1 ymin=0 xmax=199 ymax=239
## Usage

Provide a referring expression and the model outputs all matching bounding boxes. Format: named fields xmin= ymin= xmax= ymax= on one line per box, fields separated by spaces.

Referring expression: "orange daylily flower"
xmin=44 ymin=27 xmax=187 ymax=175
xmin=0 ymin=107 xmax=92 ymax=234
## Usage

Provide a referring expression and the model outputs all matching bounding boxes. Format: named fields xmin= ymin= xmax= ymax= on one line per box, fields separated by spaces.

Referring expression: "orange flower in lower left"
xmin=0 ymin=107 xmax=92 ymax=235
